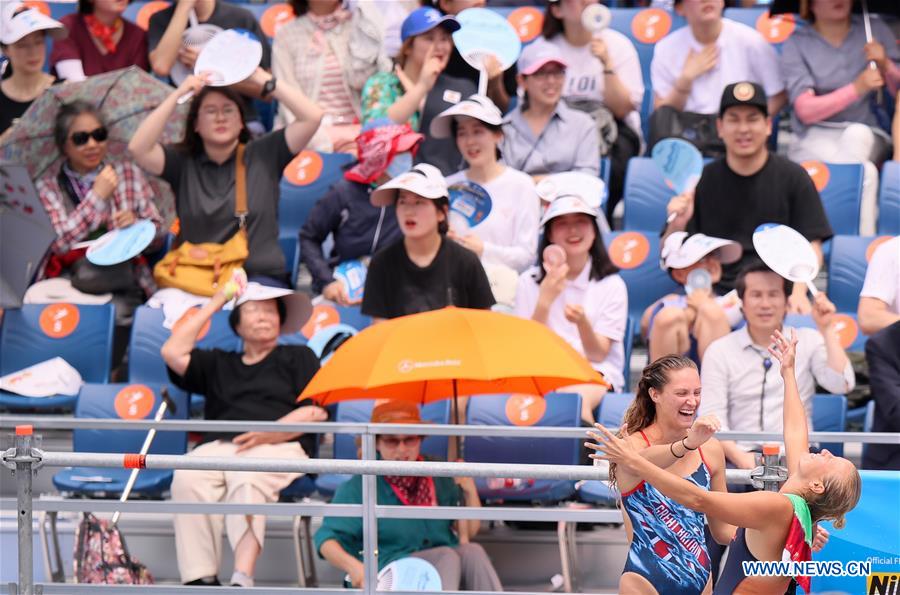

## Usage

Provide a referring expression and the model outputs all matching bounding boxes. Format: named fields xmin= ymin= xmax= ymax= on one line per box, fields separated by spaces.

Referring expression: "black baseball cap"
xmin=719 ymin=81 xmax=767 ymax=117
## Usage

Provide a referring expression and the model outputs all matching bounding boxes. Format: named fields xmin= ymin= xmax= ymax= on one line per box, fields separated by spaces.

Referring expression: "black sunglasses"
xmin=70 ymin=127 xmax=109 ymax=146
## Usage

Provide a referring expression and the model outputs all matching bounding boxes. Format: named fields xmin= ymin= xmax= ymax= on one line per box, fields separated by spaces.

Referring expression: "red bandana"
xmin=84 ymin=14 xmax=122 ymax=54
xmin=384 ymin=456 xmax=436 ymax=506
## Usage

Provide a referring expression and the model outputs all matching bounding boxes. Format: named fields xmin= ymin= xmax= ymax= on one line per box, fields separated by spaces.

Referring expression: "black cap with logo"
xmin=719 ymin=81 xmax=767 ymax=117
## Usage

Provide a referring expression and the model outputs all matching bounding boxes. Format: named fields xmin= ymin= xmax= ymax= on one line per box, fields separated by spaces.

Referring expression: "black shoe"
xmin=184 ymin=577 xmax=221 ymax=586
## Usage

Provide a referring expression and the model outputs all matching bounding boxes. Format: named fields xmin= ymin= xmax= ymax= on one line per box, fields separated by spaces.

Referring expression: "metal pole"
xmin=13 ymin=426 xmax=36 ymax=595
xmin=112 ymin=394 xmax=171 ymax=527
xmin=361 ymin=430 xmax=379 ymax=590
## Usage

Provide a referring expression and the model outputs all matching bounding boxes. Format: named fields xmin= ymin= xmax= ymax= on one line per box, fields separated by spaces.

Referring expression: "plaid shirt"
xmin=36 ymin=159 xmax=165 ymax=296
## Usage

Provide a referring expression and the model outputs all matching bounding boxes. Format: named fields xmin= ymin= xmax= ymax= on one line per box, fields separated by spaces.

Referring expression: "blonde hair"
xmin=806 ymin=463 xmax=861 ymax=530
xmin=608 ymin=355 xmax=698 ymax=493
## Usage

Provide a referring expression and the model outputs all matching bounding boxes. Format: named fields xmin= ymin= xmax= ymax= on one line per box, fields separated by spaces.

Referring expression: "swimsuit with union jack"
xmin=621 ymin=431 xmax=712 ymax=595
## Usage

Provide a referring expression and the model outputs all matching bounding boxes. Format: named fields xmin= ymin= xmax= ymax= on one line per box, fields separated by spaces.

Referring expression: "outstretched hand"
xmin=684 ymin=414 xmax=721 ymax=450
xmin=767 ymin=328 xmax=798 ymax=373
xmin=585 ymin=423 xmax=641 ymax=472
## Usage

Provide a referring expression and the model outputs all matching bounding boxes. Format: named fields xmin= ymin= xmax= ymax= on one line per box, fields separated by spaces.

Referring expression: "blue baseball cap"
xmin=400 ymin=7 xmax=460 ymax=42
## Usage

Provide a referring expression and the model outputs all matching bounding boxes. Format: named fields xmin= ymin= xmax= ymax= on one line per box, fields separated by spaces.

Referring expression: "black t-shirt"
xmin=167 ymin=345 xmax=321 ymax=454
xmin=147 ymin=2 xmax=271 ymax=121
xmin=414 ymin=73 xmax=478 ymax=176
xmin=0 ymin=76 xmax=59 ymax=135
xmin=687 ymin=153 xmax=833 ymax=290
xmin=161 ymin=130 xmax=293 ymax=278
xmin=361 ymin=237 xmax=495 ymax=319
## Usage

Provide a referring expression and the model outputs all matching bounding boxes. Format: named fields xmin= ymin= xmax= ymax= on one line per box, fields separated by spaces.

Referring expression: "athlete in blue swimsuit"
xmin=593 ymin=330 xmax=862 ymax=595
xmin=586 ymin=355 xmax=734 ymax=595
xmin=621 ymin=431 xmax=713 ymax=595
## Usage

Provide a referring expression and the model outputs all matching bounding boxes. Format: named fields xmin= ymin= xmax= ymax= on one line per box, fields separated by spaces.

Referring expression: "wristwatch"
xmin=261 ymin=76 xmax=277 ymax=98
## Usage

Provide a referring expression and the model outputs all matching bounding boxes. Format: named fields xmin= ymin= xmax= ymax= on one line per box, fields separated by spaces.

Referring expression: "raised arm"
xmin=148 ymin=0 xmax=196 ymax=77
xmin=767 ymin=329 xmax=807 ymax=476
xmin=128 ymin=75 xmax=207 ymax=176
xmin=161 ymin=272 xmax=246 ymax=376
xmin=591 ymin=424 xmax=792 ymax=531
xmin=248 ymin=68 xmax=323 ymax=154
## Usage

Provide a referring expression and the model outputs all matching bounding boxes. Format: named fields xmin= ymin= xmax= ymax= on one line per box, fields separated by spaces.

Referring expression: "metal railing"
xmin=2 ymin=418 xmax=898 ymax=595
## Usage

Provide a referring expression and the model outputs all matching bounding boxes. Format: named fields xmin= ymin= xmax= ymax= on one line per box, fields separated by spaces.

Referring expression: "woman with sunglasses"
xmin=34 ymin=100 xmax=165 ymax=314
xmin=315 ymin=400 xmax=502 ymax=591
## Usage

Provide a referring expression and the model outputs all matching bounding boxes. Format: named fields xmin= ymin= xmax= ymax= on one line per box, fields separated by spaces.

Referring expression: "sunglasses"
xmin=378 ymin=436 xmax=422 ymax=448
xmin=70 ymin=127 xmax=109 ymax=146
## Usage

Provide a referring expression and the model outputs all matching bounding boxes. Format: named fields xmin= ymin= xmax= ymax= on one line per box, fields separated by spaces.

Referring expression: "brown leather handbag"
xmin=153 ymin=145 xmax=250 ymax=296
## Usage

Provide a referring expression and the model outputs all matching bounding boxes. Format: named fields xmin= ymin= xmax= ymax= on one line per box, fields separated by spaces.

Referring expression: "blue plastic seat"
xmin=604 ymin=231 xmax=680 ymax=322
xmin=128 ymin=306 xmax=239 ymax=384
xmin=280 ymin=235 xmax=300 ymax=287
xmin=722 ymin=7 xmax=800 ymax=54
xmin=278 ymin=152 xmax=355 ymax=238
xmin=827 ymin=235 xmax=885 ymax=314
xmin=877 ymin=161 xmax=899 ymax=234
xmin=579 ymin=392 xmax=636 ymax=505
xmin=314 ymin=400 xmax=452 ymax=498
xmin=465 ymin=392 xmax=581 ymax=502
xmin=808 ymin=162 xmax=864 ymax=236
xmin=622 ymin=158 xmax=675 ymax=232
xmin=609 ymin=8 xmax=685 ymax=138
xmin=621 ymin=316 xmax=634 ymax=390
xmin=0 ymin=304 xmax=114 ymax=411
xmin=784 ymin=312 xmax=867 ymax=353
xmin=53 ymin=383 xmax=189 ymax=496
xmin=812 ymin=393 xmax=847 ymax=457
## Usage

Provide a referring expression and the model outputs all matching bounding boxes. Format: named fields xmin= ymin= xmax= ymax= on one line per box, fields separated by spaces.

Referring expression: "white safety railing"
xmin=2 ymin=418 xmax=898 ymax=595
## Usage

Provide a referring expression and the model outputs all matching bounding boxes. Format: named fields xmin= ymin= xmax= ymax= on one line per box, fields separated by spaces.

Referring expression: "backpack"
xmin=73 ymin=513 xmax=153 ymax=584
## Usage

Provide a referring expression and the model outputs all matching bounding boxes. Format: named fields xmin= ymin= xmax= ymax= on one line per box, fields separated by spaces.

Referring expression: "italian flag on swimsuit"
xmin=781 ymin=493 xmax=813 ymax=592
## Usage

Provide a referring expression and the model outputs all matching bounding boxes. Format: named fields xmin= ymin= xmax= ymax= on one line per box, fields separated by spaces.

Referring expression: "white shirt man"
xmin=651 ymin=0 xmax=785 ymax=115
xmin=698 ymin=263 xmax=854 ymax=469
xmin=858 ymin=236 xmax=900 ymax=335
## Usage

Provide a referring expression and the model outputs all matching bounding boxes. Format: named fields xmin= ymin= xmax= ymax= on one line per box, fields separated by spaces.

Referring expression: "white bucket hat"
xmin=234 ymin=283 xmax=313 ymax=335
xmin=536 ymin=172 xmax=606 ymax=209
xmin=661 ymin=232 xmax=743 ymax=271
xmin=0 ymin=3 xmax=66 ymax=45
xmin=371 ymin=163 xmax=448 ymax=207
xmin=430 ymin=94 xmax=504 ymax=139
xmin=539 ymin=194 xmax=600 ymax=228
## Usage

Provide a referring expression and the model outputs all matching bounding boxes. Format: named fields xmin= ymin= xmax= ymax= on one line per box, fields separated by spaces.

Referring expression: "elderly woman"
xmin=500 ymin=39 xmax=599 ymax=183
xmin=50 ymin=0 xmax=149 ymax=81
xmin=35 ymin=100 xmax=165 ymax=307
xmin=782 ymin=0 xmax=900 ymax=235
xmin=314 ymin=400 xmax=502 ymax=591
xmin=129 ymin=69 xmax=323 ymax=287
xmin=272 ymin=0 xmax=389 ymax=153
xmin=0 ymin=3 xmax=65 ymax=135
xmin=163 ymin=278 xmax=326 ymax=587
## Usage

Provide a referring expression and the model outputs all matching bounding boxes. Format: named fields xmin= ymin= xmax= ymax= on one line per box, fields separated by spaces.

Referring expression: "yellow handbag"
xmin=154 ymin=145 xmax=250 ymax=296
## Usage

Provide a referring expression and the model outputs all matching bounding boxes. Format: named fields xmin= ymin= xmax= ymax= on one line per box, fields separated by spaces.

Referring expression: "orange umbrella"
xmin=299 ymin=307 xmax=609 ymax=406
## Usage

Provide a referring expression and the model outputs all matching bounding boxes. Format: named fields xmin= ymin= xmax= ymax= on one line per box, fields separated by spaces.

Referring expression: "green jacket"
xmin=314 ymin=474 xmax=461 ymax=570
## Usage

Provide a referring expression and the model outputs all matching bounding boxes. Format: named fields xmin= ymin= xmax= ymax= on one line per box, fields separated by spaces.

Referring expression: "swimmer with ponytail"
xmin=589 ymin=331 xmax=861 ymax=594
xmin=586 ymin=355 xmax=735 ymax=595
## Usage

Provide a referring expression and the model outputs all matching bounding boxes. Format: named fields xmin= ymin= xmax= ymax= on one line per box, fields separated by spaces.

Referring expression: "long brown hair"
xmin=608 ymin=355 xmax=698 ymax=492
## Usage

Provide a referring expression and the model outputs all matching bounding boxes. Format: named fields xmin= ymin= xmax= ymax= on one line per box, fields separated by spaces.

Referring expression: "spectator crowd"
xmin=1 ymin=0 xmax=898 ymax=590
